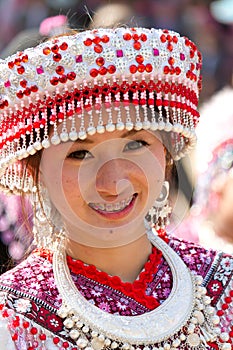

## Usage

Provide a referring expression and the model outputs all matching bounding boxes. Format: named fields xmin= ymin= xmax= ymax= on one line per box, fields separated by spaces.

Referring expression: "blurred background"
xmin=0 ymin=0 xmax=232 ymax=269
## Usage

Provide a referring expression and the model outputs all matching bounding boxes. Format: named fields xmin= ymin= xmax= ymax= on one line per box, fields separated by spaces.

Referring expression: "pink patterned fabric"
xmin=0 ymin=236 xmax=232 ymax=349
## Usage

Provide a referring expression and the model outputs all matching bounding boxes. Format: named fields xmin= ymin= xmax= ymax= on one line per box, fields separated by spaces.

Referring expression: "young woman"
xmin=0 ymin=27 xmax=232 ymax=349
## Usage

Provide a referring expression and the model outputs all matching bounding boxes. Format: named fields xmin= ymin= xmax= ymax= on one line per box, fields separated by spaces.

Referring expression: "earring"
xmin=145 ymin=181 xmax=172 ymax=230
xmin=31 ymin=184 xmax=64 ymax=250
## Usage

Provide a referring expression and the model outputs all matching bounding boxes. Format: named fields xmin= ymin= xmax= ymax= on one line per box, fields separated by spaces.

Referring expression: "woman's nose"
xmin=95 ymin=159 xmax=133 ymax=197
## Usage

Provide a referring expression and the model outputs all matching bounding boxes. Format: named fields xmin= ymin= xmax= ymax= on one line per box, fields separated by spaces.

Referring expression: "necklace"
xmin=53 ymin=229 xmax=226 ymax=349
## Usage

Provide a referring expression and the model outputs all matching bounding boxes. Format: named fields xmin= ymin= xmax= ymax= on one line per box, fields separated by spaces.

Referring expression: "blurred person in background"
xmin=177 ymin=86 xmax=233 ymax=253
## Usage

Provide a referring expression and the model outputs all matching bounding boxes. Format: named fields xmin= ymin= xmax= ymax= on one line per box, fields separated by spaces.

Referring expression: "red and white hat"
xmin=0 ymin=27 xmax=202 ymax=193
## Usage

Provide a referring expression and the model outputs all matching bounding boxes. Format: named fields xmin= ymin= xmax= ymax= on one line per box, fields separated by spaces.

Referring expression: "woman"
xmin=0 ymin=27 xmax=232 ymax=349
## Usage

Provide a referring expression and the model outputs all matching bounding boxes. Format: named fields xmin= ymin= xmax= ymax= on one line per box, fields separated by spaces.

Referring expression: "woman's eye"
xmin=124 ymin=140 xmax=149 ymax=151
xmin=67 ymin=150 xmax=93 ymax=160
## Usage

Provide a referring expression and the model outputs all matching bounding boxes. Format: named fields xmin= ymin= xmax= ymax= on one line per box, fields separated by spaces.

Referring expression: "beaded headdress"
xmin=0 ymin=27 xmax=202 ymax=194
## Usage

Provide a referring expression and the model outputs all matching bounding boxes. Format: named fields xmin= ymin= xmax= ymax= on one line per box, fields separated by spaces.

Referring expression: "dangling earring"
xmin=145 ymin=181 xmax=172 ymax=230
xmin=31 ymin=184 xmax=64 ymax=250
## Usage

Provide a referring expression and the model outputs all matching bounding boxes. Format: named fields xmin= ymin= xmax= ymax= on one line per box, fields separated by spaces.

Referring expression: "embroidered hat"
xmin=0 ymin=27 xmax=202 ymax=194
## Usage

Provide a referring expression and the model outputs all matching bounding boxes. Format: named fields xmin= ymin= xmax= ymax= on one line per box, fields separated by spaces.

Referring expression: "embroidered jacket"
xmin=0 ymin=236 xmax=232 ymax=349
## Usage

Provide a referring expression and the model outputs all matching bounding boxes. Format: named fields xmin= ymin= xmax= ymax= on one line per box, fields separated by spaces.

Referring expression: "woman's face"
xmin=40 ymin=108 xmax=166 ymax=248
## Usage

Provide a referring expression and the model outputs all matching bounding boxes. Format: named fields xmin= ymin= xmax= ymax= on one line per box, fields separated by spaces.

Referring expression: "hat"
xmin=0 ymin=27 xmax=202 ymax=194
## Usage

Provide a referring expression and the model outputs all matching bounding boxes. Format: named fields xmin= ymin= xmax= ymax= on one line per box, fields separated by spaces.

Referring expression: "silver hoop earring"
xmin=145 ymin=181 xmax=172 ymax=230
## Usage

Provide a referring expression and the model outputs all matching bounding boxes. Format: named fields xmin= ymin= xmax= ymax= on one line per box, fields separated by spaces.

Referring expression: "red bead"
xmin=56 ymin=66 xmax=65 ymax=75
xmin=135 ymin=55 xmax=144 ymax=64
xmin=51 ymin=44 xmax=59 ymax=53
xmin=190 ymin=49 xmax=195 ymax=58
xmin=22 ymin=322 xmax=30 ymax=329
xmin=168 ymin=57 xmax=175 ymax=66
xmin=167 ymin=43 xmax=173 ymax=52
xmin=164 ymin=66 xmax=170 ymax=74
xmin=76 ymin=54 xmax=83 ymax=63
xmin=172 ymin=35 xmax=178 ymax=43
xmin=22 ymin=54 xmax=28 ymax=62
xmin=133 ymin=41 xmax=141 ymax=50
xmin=53 ymin=53 xmax=62 ymax=62
xmin=133 ymin=34 xmax=139 ymax=41
xmin=140 ymin=33 xmax=147 ymax=42
xmin=108 ymin=65 xmax=116 ymax=74
xmin=99 ymin=66 xmax=107 ymax=75
xmin=8 ymin=61 xmax=14 ymax=69
xmin=160 ymin=34 xmax=166 ymax=43
xmin=15 ymin=58 xmax=21 ymax=66
xmin=123 ymin=33 xmax=132 ymax=40
xmin=84 ymin=38 xmax=92 ymax=46
xmin=94 ymin=44 xmax=103 ymax=53
xmin=16 ymin=91 xmax=24 ymax=99
xmin=43 ymin=47 xmax=51 ymax=55
xmin=24 ymin=87 xmax=31 ymax=96
xmin=166 ymin=34 xmax=172 ymax=42
xmin=225 ymin=297 xmax=232 ymax=303
xmin=17 ymin=66 xmax=25 ymax=74
xmin=90 ymin=68 xmax=98 ymax=78
xmin=30 ymin=327 xmax=38 ymax=335
xmin=59 ymin=75 xmax=67 ymax=84
xmin=93 ymin=36 xmax=101 ymax=44
xmin=175 ymin=67 xmax=181 ymax=75
xmin=31 ymin=85 xmax=38 ymax=92
xmin=230 ymin=290 xmax=233 ymax=297
xmin=67 ymin=71 xmax=76 ymax=80
xmin=129 ymin=65 xmax=137 ymax=74
xmin=60 ymin=42 xmax=68 ymax=50
xmin=50 ymin=77 xmax=59 ymax=86
xmin=33 ymin=121 xmax=40 ymax=129
xmin=12 ymin=333 xmax=18 ymax=341
xmin=101 ymin=35 xmax=109 ymax=43
xmin=145 ymin=63 xmax=153 ymax=73
xmin=39 ymin=334 xmax=47 ymax=341
xmin=20 ymin=79 xmax=27 ymax=88
xmin=62 ymin=342 xmax=69 ymax=348
xmin=138 ymin=64 xmax=145 ymax=73
xmin=96 ymin=57 xmax=105 ymax=66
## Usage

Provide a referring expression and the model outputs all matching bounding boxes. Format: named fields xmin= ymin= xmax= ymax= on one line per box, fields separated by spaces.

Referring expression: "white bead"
xmin=142 ymin=120 xmax=151 ymax=129
xmin=172 ymin=338 xmax=181 ymax=347
xmin=69 ymin=329 xmax=80 ymax=340
xmin=82 ymin=325 xmax=89 ymax=333
xmin=87 ymin=126 xmax=96 ymax=135
xmin=76 ymin=321 xmax=84 ymax=328
xmin=193 ymin=310 xmax=204 ymax=324
xmin=122 ymin=343 xmax=130 ymax=349
xmin=125 ymin=122 xmax=134 ymax=130
xmin=203 ymin=296 xmax=211 ymax=305
xmin=111 ymin=341 xmax=118 ymax=349
xmin=211 ymin=315 xmax=220 ymax=325
xmin=96 ymin=125 xmax=105 ymax=134
xmin=91 ymin=331 xmax=98 ymax=338
xmin=69 ymin=131 xmax=78 ymax=141
xmin=60 ymin=132 xmax=69 ymax=142
xmin=42 ymin=139 xmax=50 ymax=148
xmin=205 ymin=306 xmax=215 ymax=315
xmin=64 ymin=318 xmax=75 ymax=328
xmin=104 ymin=338 xmax=111 ymax=346
xmin=164 ymin=122 xmax=173 ymax=132
xmin=79 ymin=131 xmax=87 ymax=140
xmin=116 ymin=122 xmax=125 ymax=130
xmin=106 ymin=123 xmax=116 ymax=132
xmin=150 ymin=122 xmax=158 ymax=131
xmin=76 ymin=338 xmax=88 ymax=348
xmin=51 ymin=135 xmax=61 ymax=145
xmin=179 ymin=333 xmax=186 ymax=341
xmin=91 ymin=338 xmax=105 ymax=350
xmin=163 ymin=343 xmax=171 ymax=350
xmin=158 ymin=121 xmax=165 ymax=130
xmin=187 ymin=333 xmax=200 ymax=347
xmin=98 ymin=334 xmax=105 ymax=342
xmin=34 ymin=141 xmax=42 ymax=150
xmin=27 ymin=145 xmax=36 ymax=155
xmin=220 ymin=332 xmax=229 ymax=342
xmin=134 ymin=122 xmax=142 ymax=130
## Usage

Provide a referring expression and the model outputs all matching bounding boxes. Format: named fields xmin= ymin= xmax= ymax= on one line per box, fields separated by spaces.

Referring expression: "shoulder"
xmin=169 ymin=235 xmax=233 ymax=304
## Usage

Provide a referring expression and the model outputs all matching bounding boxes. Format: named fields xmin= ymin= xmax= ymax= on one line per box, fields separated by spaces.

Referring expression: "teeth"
xmin=90 ymin=195 xmax=134 ymax=213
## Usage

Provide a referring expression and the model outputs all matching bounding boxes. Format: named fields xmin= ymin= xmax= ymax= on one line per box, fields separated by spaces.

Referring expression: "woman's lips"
xmin=89 ymin=194 xmax=137 ymax=219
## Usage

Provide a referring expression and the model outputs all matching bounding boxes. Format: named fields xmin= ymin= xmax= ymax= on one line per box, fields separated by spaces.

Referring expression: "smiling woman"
xmin=0 ymin=27 xmax=232 ymax=349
